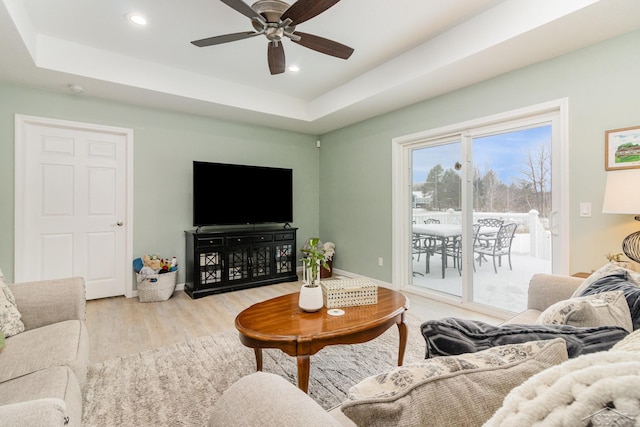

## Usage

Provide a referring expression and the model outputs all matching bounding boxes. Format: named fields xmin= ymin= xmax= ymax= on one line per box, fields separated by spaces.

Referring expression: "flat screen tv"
xmin=193 ymin=161 xmax=293 ymax=227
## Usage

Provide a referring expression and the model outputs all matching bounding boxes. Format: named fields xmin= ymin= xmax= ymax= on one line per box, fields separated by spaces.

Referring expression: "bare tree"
xmin=480 ymin=169 xmax=500 ymax=211
xmin=520 ymin=144 xmax=551 ymax=218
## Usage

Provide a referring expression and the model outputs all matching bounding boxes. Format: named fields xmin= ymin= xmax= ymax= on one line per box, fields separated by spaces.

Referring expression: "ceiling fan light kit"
xmin=191 ymin=0 xmax=353 ymax=75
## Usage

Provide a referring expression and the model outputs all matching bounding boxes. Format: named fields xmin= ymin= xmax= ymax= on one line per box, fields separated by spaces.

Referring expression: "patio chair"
xmin=476 ymin=218 xmax=504 ymax=247
xmin=426 ymin=234 xmax=462 ymax=276
xmin=445 ymin=235 xmax=462 ymax=276
xmin=477 ymin=218 xmax=503 ymax=228
xmin=421 ymin=218 xmax=441 ymax=255
xmin=472 ymin=223 xmax=481 ymax=272
xmin=412 ymin=234 xmax=428 ymax=261
xmin=412 ymin=234 xmax=428 ymax=276
xmin=474 ymin=222 xmax=517 ymax=273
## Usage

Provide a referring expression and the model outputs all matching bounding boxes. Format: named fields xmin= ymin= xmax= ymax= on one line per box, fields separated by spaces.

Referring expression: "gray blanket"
xmin=420 ymin=317 xmax=628 ymax=358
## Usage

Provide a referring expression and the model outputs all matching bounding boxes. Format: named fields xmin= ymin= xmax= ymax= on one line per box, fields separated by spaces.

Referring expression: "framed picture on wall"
xmin=605 ymin=125 xmax=640 ymax=170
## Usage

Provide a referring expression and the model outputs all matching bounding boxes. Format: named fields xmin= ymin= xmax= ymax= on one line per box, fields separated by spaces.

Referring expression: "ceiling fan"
xmin=191 ymin=0 xmax=354 ymax=75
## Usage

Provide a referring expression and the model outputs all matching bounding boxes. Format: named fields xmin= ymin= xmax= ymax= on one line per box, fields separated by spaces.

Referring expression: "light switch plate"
xmin=580 ymin=202 xmax=592 ymax=217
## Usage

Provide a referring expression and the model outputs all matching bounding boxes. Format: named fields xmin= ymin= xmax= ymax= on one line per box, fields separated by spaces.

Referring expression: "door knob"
xmin=116 ymin=221 xmax=124 ymax=227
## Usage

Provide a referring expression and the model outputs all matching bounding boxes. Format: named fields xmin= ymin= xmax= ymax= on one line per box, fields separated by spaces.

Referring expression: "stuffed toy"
xmin=142 ymin=254 xmax=162 ymax=273
xmin=134 ymin=254 xmax=178 ymax=276
xmin=137 ymin=266 xmax=156 ymax=280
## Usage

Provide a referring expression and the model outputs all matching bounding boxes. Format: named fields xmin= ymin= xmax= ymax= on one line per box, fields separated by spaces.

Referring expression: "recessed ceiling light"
xmin=288 ymin=65 xmax=300 ymax=72
xmin=127 ymin=13 xmax=147 ymax=26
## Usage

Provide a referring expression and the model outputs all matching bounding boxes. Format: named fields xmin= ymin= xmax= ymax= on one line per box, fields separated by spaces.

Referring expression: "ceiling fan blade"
xmin=281 ymin=0 xmax=341 ymax=26
xmin=191 ymin=31 xmax=260 ymax=47
xmin=268 ymin=43 xmax=285 ymax=75
xmin=292 ymin=32 xmax=354 ymax=59
xmin=220 ymin=0 xmax=263 ymax=21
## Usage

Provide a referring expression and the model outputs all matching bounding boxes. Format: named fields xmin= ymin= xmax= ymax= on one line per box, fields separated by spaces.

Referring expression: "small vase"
xmin=298 ymin=282 xmax=323 ymax=312
xmin=612 ymin=260 xmax=633 ymax=271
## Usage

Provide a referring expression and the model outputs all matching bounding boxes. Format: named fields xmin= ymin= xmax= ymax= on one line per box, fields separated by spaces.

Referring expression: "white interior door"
xmin=15 ymin=115 xmax=133 ymax=300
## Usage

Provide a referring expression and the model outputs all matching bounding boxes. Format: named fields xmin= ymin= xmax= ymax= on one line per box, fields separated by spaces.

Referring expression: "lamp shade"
xmin=602 ymin=170 xmax=640 ymax=214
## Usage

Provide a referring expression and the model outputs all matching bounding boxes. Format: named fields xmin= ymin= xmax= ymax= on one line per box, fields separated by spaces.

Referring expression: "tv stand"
xmin=184 ymin=227 xmax=298 ymax=299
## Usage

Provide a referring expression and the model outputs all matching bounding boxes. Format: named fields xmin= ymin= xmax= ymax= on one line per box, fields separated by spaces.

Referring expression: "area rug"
xmin=82 ymin=314 xmax=426 ymax=426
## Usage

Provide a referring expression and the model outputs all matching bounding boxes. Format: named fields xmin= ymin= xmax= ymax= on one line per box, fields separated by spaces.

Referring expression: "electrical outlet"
xmin=378 ymin=257 xmax=383 ymax=267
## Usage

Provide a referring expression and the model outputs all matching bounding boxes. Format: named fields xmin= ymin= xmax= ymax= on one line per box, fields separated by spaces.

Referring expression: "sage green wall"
xmin=319 ymin=30 xmax=640 ymax=282
xmin=2 ymin=30 xmax=639 ymax=286
xmin=0 ymin=84 xmax=319 ymax=283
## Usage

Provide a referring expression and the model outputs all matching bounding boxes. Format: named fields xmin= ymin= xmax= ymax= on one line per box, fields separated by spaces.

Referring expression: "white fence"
xmin=412 ymin=209 xmax=550 ymax=260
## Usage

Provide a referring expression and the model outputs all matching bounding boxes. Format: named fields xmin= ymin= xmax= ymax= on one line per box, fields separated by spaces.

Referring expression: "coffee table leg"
xmin=396 ymin=315 xmax=408 ymax=366
xmin=297 ymin=354 xmax=310 ymax=393
xmin=254 ymin=348 xmax=263 ymax=371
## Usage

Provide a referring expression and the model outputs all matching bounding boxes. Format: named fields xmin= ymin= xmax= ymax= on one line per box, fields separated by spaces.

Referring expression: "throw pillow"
xmin=421 ymin=317 xmax=628 ymax=358
xmin=578 ymin=272 xmax=640 ymax=330
xmin=0 ymin=269 xmax=25 ymax=337
xmin=0 ymin=268 xmax=17 ymax=305
xmin=535 ymin=290 xmax=633 ymax=332
xmin=341 ymin=339 xmax=568 ymax=427
xmin=612 ymin=328 xmax=640 ymax=352
xmin=571 ymin=263 xmax=640 ymax=298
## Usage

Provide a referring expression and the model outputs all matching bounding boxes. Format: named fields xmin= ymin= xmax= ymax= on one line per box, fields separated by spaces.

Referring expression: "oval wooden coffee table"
xmin=235 ymin=286 xmax=409 ymax=393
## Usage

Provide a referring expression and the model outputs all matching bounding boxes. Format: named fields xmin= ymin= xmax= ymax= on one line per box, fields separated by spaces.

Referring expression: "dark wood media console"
xmin=184 ymin=227 xmax=298 ymax=299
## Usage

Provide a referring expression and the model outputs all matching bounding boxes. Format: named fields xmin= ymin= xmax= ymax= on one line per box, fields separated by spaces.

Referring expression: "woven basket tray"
xmin=137 ymin=271 xmax=177 ymax=302
xmin=321 ymin=278 xmax=378 ymax=308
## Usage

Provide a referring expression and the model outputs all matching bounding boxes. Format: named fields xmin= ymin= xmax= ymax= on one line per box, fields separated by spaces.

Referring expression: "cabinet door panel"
xmin=251 ymin=244 xmax=272 ymax=279
xmin=198 ymin=250 xmax=224 ymax=288
xmin=275 ymin=242 xmax=295 ymax=275
xmin=227 ymin=247 xmax=250 ymax=282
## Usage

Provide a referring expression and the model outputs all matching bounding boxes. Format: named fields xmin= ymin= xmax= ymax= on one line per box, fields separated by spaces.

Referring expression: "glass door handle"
xmin=550 ymin=211 xmax=559 ymax=236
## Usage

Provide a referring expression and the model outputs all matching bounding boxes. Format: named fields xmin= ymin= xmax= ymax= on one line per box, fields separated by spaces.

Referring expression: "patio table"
xmin=413 ymin=224 xmax=461 ymax=278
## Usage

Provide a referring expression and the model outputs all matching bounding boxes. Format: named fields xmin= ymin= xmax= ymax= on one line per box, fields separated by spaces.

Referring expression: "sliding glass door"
xmin=410 ymin=140 xmax=463 ymax=298
xmin=469 ymin=125 xmax=553 ymax=312
xmin=404 ymin=104 xmax=565 ymax=315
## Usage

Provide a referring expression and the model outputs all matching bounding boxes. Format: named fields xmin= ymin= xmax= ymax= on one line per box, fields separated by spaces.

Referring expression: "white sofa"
xmin=207 ymin=273 xmax=640 ymax=426
xmin=0 ymin=277 xmax=89 ymax=427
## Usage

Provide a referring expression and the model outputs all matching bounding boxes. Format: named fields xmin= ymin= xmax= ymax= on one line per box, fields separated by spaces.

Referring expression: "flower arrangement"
xmin=323 ymin=241 xmax=336 ymax=261
xmin=300 ymin=237 xmax=330 ymax=287
xmin=606 ymin=252 xmax=625 ymax=263
xmin=606 ymin=252 xmax=634 ymax=270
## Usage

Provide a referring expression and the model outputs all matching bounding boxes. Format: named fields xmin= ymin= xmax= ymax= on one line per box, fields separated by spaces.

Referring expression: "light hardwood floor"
xmin=86 ymin=279 xmax=502 ymax=363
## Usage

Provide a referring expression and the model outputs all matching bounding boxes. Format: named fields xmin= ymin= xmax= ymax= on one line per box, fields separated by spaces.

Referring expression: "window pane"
xmin=411 ymin=141 xmax=463 ymax=297
xmin=471 ymin=125 xmax=552 ymax=312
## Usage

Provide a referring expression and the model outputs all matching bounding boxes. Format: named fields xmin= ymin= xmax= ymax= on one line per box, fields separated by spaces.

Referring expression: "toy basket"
xmin=137 ymin=271 xmax=177 ymax=302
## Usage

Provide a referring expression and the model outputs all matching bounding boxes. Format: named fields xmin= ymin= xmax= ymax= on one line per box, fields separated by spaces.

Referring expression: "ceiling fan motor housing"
xmin=251 ymin=0 xmax=290 ymax=23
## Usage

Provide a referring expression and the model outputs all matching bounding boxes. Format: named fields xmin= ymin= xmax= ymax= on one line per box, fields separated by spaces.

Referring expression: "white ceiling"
xmin=1 ymin=0 xmax=640 ymax=135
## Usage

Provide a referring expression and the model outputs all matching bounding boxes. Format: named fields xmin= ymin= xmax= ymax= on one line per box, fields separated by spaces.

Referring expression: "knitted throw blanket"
xmin=484 ymin=350 xmax=640 ymax=426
